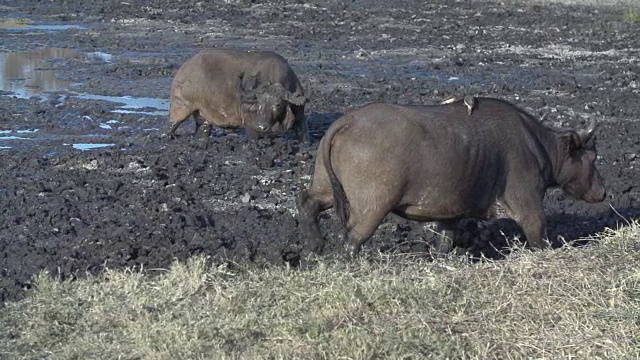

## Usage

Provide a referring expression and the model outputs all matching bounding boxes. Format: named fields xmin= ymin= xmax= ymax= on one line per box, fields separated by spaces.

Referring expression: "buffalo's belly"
xmin=199 ymin=107 xmax=242 ymax=128
xmin=394 ymin=204 xmax=476 ymax=222
xmin=394 ymin=191 xmax=495 ymax=222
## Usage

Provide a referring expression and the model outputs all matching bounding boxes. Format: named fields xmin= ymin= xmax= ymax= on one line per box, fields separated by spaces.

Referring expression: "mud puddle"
xmin=0 ymin=46 xmax=168 ymax=152
xmin=64 ymin=143 xmax=116 ymax=150
xmin=0 ymin=128 xmax=118 ymax=151
xmin=75 ymin=93 xmax=169 ymax=115
xmin=1 ymin=47 xmax=169 ymax=114
xmin=0 ymin=47 xmax=111 ymax=98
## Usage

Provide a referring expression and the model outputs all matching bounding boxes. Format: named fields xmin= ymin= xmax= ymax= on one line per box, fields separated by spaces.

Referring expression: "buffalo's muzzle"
xmin=255 ymin=123 xmax=269 ymax=132
xmin=584 ymin=185 xmax=606 ymax=203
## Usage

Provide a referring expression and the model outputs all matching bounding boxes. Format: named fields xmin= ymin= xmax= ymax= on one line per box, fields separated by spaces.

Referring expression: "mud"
xmin=0 ymin=0 xmax=638 ymax=303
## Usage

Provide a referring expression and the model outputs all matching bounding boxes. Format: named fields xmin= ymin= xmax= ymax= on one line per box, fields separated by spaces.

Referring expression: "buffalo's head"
xmin=557 ymin=119 xmax=606 ymax=203
xmin=238 ymin=73 xmax=307 ymax=135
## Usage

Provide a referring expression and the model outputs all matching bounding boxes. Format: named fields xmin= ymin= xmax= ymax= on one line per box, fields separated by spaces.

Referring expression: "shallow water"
xmin=0 ymin=47 xmax=169 ymax=114
xmin=0 ymin=129 xmax=39 ymax=143
xmin=74 ymin=93 xmax=169 ymax=115
xmin=66 ymin=143 xmax=116 ymax=150
xmin=0 ymin=48 xmax=111 ymax=97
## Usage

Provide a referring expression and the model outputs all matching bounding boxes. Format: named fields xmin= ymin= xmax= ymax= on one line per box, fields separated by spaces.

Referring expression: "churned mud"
xmin=0 ymin=0 xmax=638 ymax=303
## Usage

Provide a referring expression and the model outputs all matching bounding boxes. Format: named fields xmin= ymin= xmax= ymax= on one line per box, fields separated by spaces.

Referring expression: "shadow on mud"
xmin=548 ymin=207 xmax=639 ymax=246
xmin=368 ymin=207 xmax=640 ymax=262
xmin=307 ymin=111 xmax=343 ymax=141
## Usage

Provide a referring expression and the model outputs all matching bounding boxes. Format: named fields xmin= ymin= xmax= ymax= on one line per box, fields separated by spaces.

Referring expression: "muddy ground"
xmin=0 ymin=0 xmax=638 ymax=303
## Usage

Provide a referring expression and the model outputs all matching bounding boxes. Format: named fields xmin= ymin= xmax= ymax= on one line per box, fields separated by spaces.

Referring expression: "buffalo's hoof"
xmin=527 ymin=239 xmax=551 ymax=250
xmin=196 ymin=139 xmax=209 ymax=149
xmin=345 ymin=244 xmax=361 ymax=259
xmin=433 ymin=239 xmax=452 ymax=256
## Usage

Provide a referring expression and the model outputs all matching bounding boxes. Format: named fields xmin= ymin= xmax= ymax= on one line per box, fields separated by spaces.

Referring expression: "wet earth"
xmin=0 ymin=0 xmax=638 ymax=303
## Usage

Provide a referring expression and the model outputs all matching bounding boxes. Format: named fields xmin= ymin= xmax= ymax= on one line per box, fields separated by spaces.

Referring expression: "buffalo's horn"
xmin=286 ymin=91 xmax=308 ymax=106
xmin=587 ymin=118 xmax=597 ymax=136
xmin=271 ymin=83 xmax=307 ymax=106
xmin=539 ymin=113 xmax=548 ymax=123
xmin=578 ymin=118 xmax=598 ymax=145
xmin=463 ymin=95 xmax=475 ymax=116
xmin=440 ymin=96 xmax=458 ymax=105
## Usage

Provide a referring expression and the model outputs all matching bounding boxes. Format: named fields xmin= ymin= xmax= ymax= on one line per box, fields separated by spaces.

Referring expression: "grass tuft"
xmin=1 ymin=222 xmax=639 ymax=359
xmin=624 ymin=8 xmax=640 ymax=22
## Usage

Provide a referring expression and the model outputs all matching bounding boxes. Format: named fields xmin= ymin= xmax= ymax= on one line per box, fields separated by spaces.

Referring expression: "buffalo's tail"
xmin=321 ymin=117 xmax=350 ymax=227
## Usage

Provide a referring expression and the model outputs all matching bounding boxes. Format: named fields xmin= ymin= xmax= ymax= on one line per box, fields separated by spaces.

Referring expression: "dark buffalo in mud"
xmin=297 ymin=97 xmax=606 ymax=257
xmin=167 ymin=49 xmax=309 ymax=142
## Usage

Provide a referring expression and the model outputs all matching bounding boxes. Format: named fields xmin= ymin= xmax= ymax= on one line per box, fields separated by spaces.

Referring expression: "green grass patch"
xmin=0 ymin=17 xmax=32 ymax=28
xmin=1 ymin=222 xmax=639 ymax=359
xmin=624 ymin=8 xmax=640 ymax=22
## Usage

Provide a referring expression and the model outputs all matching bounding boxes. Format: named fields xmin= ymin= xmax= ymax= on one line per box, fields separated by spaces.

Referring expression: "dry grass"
xmin=501 ymin=0 xmax=639 ymax=6
xmin=1 ymin=222 xmax=639 ymax=359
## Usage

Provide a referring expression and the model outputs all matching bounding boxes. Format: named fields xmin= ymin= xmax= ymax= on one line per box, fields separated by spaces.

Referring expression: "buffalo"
xmin=167 ymin=49 xmax=309 ymax=142
xmin=296 ymin=97 xmax=606 ymax=257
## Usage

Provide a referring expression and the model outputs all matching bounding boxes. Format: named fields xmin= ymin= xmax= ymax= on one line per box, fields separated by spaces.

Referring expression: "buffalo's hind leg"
xmin=296 ymin=155 xmax=335 ymax=256
xmin=343 ymin=203 xmax=395 ymax=258
xmin=194 ymin=112 xmax=212 ymax=142
xmin=166 ymin=100 xmax=193 ymax=139
xmin=296 ymin=188 xmax=332 ymax=255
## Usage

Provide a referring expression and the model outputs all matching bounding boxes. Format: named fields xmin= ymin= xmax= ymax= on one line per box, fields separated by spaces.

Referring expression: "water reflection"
xmin=76 ymin=93 xmax=169 ymax=115
xmin=67 ymin=143 xmax=116 ymax=150
xmin=0 ymin=47 xmax=169 ymax=114
xmin=0 ymin=48 xmax=112 ymax=97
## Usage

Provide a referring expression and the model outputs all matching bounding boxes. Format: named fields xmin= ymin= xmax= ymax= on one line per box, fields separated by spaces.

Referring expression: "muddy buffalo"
xmin=296 ymin=97 xmax=606 ymax=257
xmin=167 ymin=49 xmax=309 ymax=142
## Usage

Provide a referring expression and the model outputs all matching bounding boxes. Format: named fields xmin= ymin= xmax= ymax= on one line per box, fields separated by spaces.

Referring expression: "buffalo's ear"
xmin=577 ymin=118 xmax=597 ymax=146
xmin=287 ymin=92 xmax=308 ymax=106
xmin=560 ymin=131 xmax=582 ymax=155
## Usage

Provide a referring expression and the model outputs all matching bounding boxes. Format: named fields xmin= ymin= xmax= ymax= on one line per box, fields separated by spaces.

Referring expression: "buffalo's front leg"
xmin=433 ymin=220 xmax=457 ymax=255
xmin=165 ymin=121 xmax=181 ymax=139
xmin=504 ymin=194 xmax=550 ymax=249
xmin=518 ymin=211 xmax=549 ymax=249
xmin=242 ymin=129 xmax=265 ymax=167
xmin=292 ymin=106 xmax=311 ymax=144
xmin=197 ymin=124 xmax=212 ymax=141
xmin=244 ymin=126 xmax=260 ymax=142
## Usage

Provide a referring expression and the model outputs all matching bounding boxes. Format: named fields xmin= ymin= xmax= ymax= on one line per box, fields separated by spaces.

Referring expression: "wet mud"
xmin=0 ymin=0 xmax=639 ymax=303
